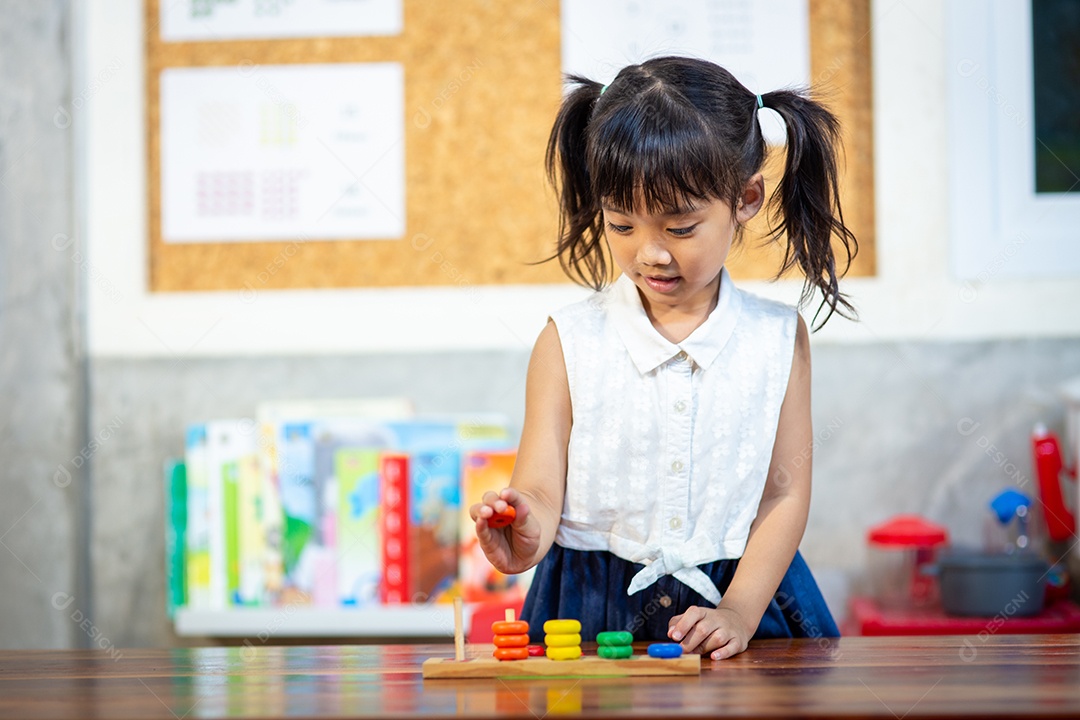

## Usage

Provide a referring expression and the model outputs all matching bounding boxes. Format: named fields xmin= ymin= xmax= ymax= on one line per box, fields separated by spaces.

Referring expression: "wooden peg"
xmin=454 ymin=597 xmax=465 ymax=662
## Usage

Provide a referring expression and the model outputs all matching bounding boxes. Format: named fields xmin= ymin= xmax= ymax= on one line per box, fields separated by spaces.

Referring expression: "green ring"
xmin=596 ymin=631 xmax=634 ymax=647
xmin=597 ymin=645 xmax=634 ymax=659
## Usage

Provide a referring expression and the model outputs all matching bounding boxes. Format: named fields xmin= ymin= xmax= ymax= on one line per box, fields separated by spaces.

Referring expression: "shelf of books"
xmin=173 ymin=606 xmax=464 ymax=638
xmin=166 ymin=400 xmax=531 ymax=638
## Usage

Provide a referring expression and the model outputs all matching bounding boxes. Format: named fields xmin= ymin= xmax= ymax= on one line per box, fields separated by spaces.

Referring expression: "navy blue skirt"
xmin=521 ymin=544 xmax=839 ymax=644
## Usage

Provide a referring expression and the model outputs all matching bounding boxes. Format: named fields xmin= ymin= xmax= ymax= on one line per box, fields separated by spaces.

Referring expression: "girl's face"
xmin=602 ymin=176 xmax=762 ymax=318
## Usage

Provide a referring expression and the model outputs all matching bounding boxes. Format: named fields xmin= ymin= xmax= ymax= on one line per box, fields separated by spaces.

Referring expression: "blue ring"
xmin=647 ymin=642 xmax=683 ymax=659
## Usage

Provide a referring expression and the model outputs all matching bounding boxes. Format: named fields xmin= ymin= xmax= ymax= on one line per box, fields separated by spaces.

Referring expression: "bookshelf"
xmin=170 ymin=410 xmax=523 ymax=641
xmin=174 ymin=605 xmax=466 ymax=638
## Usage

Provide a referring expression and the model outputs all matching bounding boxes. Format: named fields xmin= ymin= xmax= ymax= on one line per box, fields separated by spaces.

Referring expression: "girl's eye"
xmin=606 ymin=222 xmax=632 ymax=234
xmin=668 ymin=225 xmax=698 ymax=237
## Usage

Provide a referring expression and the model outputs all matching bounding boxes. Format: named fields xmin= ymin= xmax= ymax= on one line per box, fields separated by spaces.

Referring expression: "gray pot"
xmin=935 ymin=549 xmax=1048 ymax=618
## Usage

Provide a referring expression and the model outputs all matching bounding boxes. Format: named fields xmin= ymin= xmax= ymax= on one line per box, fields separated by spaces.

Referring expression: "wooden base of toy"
xmin=422 ymin=653 xmax=700 ymax=678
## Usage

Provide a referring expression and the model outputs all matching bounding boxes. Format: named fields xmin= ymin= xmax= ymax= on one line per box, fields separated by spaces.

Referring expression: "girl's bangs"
xmin=588 ymin=105 xmax=729 ymax=215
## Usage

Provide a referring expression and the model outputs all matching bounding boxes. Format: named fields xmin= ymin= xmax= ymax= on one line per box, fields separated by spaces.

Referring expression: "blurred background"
xmin=1 ymin=0 xmax=1078 ymax=650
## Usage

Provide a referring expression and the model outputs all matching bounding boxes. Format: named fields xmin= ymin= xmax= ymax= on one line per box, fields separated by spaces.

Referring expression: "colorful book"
xmin=257 ymin=400 xmax=412 ymax=604
xmin=310 ymin=421 xmax=401 ymax=605
xmin=459 ymin=450 xmax=533 ymax=603
xmin=184 ymin=424 xmax=211 ymax=608
xmin=164 ymin=458 xmax=187 ymax=618
xmin=223 ymin=459 xmax=240 ymax=605
xmin=378 ymin=449 xmax=462 ymax=605
xmin=377 ymin=416 xmax=509 ymax=605
xmin=181 ymin=405 xmax=511 ymax=610
xmin=335 ymin=448 xmax=383 ymax=607
xmin=379 ymin=453 xmax=409 ymax=604
xmin=256 ymin=421 xmax=284 ymax=605
xmin=236 ymin=453 xmax=266 ymax=606
xmin=205 ymin=419 xmax=258 ymax=607
xmin=276 ymin=421 xmax=317 ymax=603
xmin=385 ymin=415 xmax=511 ymax=456
xmin=409 ymin=449 xmax=461 ymax=603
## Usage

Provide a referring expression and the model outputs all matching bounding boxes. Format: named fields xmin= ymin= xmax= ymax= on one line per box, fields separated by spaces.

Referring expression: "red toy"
xmin=491 ymin=610 xmax=529 ymax=661
xmin=488 ymin=506 xmax=516 ymax=529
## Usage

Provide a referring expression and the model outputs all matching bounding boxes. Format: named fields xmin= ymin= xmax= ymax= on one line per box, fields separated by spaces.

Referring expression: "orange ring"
xmin=493 ymin=633 xmax=530 ymax=648
xmin=491 ymin=620 xmax=529 ymax=635
xmin=493 ymin=646 xmax=530 ymax=661
xmin=489 ymin=506 xmax=516 ymax=528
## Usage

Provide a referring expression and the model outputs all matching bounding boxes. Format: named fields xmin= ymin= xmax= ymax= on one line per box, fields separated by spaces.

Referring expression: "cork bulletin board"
xmin=146 ymin=0 xmax=875 ymax=292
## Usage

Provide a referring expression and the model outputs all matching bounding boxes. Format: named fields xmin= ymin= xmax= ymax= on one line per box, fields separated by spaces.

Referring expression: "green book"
xmin=223 ymin=460 xmax=240 ymax=605
xmin=164 ymin=458 xmax=187 ymax=618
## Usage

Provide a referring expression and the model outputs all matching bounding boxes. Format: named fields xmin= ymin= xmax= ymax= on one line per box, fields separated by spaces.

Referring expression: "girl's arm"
xmin=668 ymin=314 xmax=813 ymax=659
xmin=469 ymin=321 xmax=572 ymax=574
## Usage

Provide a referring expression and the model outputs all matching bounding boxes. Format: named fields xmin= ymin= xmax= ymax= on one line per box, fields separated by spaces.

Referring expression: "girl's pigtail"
xmin=545 ymin=76 xmax=607 ymax=290
xmin=761 ymin=90 xmax=858 ymax=329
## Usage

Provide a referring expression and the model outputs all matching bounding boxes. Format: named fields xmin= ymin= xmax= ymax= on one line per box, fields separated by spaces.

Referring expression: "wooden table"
xmin=1 ymin=635 xmax=1078 ymax=718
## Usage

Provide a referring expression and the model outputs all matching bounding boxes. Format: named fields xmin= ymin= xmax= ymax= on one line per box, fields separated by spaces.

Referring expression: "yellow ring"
xmin=543 ymin=619 xmax=582 ymax=635
xmin=546 ymin=645 xmax=582 ymax=661
xmin=544 ymin=633 xmax=582 ymax=647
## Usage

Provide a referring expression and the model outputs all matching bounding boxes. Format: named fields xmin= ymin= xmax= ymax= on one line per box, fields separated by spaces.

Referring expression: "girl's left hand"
xmin=667 ymin=606 xmax=752 ymax=660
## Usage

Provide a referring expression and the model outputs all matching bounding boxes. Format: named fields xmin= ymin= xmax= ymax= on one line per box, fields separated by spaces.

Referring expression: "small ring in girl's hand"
xmin=489 ymin=506 xmax=516 ymax=528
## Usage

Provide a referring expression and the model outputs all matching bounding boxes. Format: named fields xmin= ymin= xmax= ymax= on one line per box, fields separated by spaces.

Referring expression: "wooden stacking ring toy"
xmin=543 ymin=619 xmax=581 ymax=634
xmin=543 ymin=633 xmax=582 ymax=648
xmin=545 ymin=645 xmax=582 ymax=661
xmin=493 ymin=634 xmax=530 ymax=648
xmin=493 ymin=647 xmax=530 ymax=661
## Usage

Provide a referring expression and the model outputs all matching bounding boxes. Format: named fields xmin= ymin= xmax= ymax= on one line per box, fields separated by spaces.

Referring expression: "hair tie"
xmin=601 ymin=84 xmax=608 ymax=95
xmin=756 ymin=94 xmax=764 ymax=109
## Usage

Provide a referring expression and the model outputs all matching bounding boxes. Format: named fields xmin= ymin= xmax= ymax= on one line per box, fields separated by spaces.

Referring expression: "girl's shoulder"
xmin=725 ymin=282 xmax=800 ymax=350
xmin=549 ymin=285 xmax=613 ymax=326
xmin=734 ymin=284 xmax=799 ymax=324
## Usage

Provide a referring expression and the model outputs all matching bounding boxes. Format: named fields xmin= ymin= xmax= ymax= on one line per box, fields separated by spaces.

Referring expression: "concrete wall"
xmin=0 ymin=0 xmax=80 ymax=649
xmin=86 ymin=341 xmax=1080 ymax=646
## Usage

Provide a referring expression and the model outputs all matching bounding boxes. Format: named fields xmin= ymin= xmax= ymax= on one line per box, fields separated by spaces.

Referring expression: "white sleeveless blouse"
xmin=550 ymin=267 xmax=797 ymax=606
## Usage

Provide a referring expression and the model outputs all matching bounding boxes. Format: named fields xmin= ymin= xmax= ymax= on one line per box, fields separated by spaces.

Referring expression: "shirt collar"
xmin=608 ymin=267 xmax=742 ymax=375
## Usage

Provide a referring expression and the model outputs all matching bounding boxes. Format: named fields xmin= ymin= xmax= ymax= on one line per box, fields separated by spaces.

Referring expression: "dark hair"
xmin=544 ymin=56 xmax=857 ymax=329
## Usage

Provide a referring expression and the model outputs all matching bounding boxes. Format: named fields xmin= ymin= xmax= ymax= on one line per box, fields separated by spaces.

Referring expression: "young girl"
xmin=470 ymin=56 xmax=855 ymax=659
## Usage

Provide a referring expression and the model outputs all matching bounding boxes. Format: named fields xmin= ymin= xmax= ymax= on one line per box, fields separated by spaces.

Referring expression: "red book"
xmin=380 ymin=453 xmax=409 ymax=604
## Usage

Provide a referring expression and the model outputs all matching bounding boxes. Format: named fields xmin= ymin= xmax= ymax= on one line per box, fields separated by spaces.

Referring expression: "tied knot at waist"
xmin=662 ymin=545 xmax=687 ymax=571
xmin=625 ymin=538 xmax=724 ymax=606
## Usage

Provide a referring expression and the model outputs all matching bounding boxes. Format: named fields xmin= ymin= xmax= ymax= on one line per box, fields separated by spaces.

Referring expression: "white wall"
xmin=80 ymin=0 xmax=1080 ymax=359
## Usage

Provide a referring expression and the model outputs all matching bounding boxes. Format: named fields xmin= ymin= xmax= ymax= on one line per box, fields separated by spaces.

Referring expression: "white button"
xmin=669 ymin=516 xmax=682 ymax=530
xmin=671 ymin=460 xmax=683 ymax=472
xmin=674 ymin=400 xmax=686 ymax=412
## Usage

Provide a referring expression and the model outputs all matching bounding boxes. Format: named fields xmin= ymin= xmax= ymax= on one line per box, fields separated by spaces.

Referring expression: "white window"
xmin=947 ymin=0 xmax=1080 ymax=281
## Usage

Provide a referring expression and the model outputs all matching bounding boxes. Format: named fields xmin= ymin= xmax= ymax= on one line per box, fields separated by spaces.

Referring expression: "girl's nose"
xmin=638 ymin=237 xmax=672 ymax=267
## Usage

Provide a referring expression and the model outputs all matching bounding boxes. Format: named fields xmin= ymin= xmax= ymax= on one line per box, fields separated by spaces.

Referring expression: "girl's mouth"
xmin=643 ymin=275 xmax=681 ymax=293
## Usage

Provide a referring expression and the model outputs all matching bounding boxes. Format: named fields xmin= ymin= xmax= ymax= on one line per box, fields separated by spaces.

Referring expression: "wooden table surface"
xmin=1 ymin=634 xmax=1078 ymax=719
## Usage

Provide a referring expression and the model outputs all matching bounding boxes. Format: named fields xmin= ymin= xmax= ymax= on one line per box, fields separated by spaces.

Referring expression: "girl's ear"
xmin=735 ymin=173 xmax=765 ymax=224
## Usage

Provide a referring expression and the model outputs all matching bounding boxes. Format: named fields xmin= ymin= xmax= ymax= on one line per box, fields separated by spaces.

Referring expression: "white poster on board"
xmin=562 ymin=0 xmax=809 ymax=90
xmin=562 ymin=0 xmax=810 ymax=143
xmin=160 ymin=63 xmax=405 ymax=243
xmin=161 ymin=0 xmax=402 ymax=41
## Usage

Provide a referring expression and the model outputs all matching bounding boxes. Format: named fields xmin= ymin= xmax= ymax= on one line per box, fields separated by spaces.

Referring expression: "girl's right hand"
xmin=469 ymin=487 xmax=541 ymax=575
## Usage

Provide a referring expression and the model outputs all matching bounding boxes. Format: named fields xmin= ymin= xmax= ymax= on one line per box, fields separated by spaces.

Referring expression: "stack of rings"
xmin=491 ymin=620 xmax=530 ymax=661
xmin=596 ymin=631 xmax=634 ymax=659
xmin=543 ymin=619 xmax=582 ymax=661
